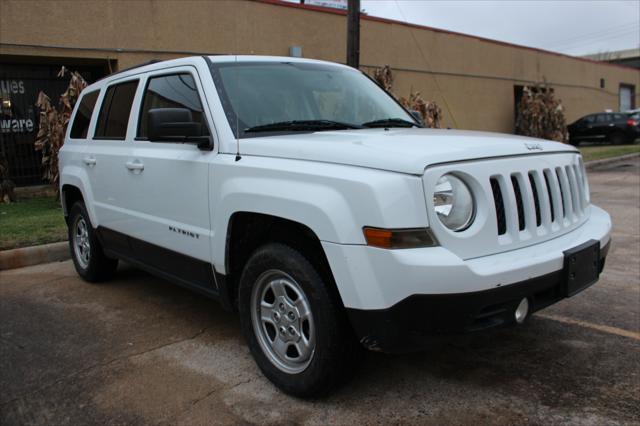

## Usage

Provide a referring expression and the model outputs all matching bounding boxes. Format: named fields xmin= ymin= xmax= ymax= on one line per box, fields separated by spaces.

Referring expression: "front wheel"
xmin=68 ymin=202 xmax=118 ymax=282
xmin=238 ymin=243 xmax=360 ymax=397
xmin=609 ymin=131 xmax=627 ymax=145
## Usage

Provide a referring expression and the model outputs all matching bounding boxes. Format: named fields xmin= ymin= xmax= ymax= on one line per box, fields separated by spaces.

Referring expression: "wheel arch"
xmin=221 ymin=212 xmax=342 ymax=311
xmin=60 ymin=167 xmax=99 ymax=228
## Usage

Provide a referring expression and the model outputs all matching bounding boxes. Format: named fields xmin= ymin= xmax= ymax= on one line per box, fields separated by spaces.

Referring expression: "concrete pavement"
xmin=1 ymin=158 xmax=639 ymax=425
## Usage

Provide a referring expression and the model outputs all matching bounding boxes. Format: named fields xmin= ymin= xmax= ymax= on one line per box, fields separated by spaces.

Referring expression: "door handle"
xmin=125 ymin=160 xmax=144 ymax=173
xmin=83 ymin=156 xmax=96 ymax=167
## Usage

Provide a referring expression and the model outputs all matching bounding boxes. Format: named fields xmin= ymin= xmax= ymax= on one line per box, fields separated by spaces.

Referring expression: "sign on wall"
xmin=305 ymin=0 xmax=348 ymax=10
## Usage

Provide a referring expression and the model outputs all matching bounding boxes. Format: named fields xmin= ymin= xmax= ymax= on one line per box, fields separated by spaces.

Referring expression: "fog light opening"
xmin=515 ymin=298 xmax=529 ymax=324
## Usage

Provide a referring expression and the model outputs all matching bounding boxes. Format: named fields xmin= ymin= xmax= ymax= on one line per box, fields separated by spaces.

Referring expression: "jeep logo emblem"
xmin=525 ymin=142 xmax=543 ymax=151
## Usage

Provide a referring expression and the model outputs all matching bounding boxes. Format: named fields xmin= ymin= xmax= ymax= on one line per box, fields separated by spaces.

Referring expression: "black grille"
xmin=543 ymin=171 xmax=555 ymax=222
xmin=511 ymin=176 xmax=526 ymax=231
xmin=555 ymin=168 xmax=567 ymax=218
xmin=529 ymin=173 xmax=542 ymax=227
xmin=490 ymin=178 xmax=507 ymax=235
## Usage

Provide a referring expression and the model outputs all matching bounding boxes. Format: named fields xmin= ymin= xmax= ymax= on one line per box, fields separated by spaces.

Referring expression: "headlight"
xmin=433 ymin=174 xmax=475 ymax=231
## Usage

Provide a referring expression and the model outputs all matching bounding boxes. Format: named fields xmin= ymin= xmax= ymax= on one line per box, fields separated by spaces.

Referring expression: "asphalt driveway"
xmin=1 ymin=158 xmax=639 ymax=425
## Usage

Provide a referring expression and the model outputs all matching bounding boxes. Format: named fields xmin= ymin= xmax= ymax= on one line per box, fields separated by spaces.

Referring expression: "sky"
xmin=298 ymin=0 xmax=640 ymax=56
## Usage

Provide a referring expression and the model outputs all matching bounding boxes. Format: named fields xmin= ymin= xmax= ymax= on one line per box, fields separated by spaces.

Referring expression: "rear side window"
xmin=595 ymin=114 xmax=607 ymax=123
xmin=70 ymin=90 xmax=99 ymax=139
xmin=137 ymin=73 xmax=208 ymax=138
xmin=95 ymin=80 xmax=139 ymax=139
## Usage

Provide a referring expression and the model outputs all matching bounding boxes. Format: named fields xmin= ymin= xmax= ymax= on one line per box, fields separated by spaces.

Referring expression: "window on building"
xmin=619 ymin=84 xmax=635 ymax=112
xmin=137 ymin=73 xmax=208 ymax=139
xmin=70 ymin=90 xmax=99 ymax=139
xmin=95 ymin=80 xmax=139 ymax=139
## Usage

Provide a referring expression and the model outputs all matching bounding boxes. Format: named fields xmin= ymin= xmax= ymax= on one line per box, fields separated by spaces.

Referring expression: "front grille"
xmin=489 ymin=162 xmax=586 ymax=237
xmin=424 ymin=153 xmax=589 ymax=260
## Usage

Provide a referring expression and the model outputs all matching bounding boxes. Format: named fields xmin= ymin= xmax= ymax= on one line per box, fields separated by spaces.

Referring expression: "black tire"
xmin=68 ymin=201 xmax=118 ymax=282
xmin=609 ymin=131 xmax=627 ymax=145
xmin=238 ymin=243 xmax=361 ymax=397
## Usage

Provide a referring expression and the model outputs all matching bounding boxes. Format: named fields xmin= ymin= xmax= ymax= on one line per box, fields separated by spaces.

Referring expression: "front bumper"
xmin=322 ymin=205 xmax=611 ymax=353
xmin=346 ymin=240 xmax=609 ymax=353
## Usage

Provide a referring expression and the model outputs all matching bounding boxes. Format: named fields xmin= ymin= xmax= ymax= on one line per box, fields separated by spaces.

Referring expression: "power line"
xmin=552 ymin=29 xmax=640 ymax=51
xmin=392 ymin=0 xmax=459 ymax=128
xmin=546 ymin=21 xmax=639 ymax=47
xmin=550 ymin=26 xmax=639 ymax=50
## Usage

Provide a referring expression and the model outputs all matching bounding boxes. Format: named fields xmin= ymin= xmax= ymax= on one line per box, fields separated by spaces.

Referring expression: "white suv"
xmin=59 ymin=56 xmax=611 ymax=396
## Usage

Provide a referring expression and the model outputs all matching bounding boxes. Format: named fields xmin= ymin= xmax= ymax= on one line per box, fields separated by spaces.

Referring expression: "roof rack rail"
xmin=99 ymin=59 xmax=164 ymax=81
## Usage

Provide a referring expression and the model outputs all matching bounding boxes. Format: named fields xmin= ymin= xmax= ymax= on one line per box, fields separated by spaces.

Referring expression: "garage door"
xmin=619 ymin=84 xmax=635 ymax=112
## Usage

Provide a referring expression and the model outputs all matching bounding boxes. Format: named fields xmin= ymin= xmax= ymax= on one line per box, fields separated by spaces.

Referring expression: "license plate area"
xmin=563 ymin=240 xmax=600 ymax=297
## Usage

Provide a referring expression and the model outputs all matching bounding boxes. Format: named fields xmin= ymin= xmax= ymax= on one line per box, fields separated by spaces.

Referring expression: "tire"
xmin=238 ymin=243 xmax=361 ymax=397
xmin=68 ymin=201 xmax=118 ymax=282
xmin=609 ymin=131 xmax=627 ymax=145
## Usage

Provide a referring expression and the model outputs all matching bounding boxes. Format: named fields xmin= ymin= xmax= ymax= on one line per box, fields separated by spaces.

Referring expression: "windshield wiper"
xmin=245 ymin=120 xmax=364 ymax=133
xmin=362 ymin=118 xmax=421 ymax=128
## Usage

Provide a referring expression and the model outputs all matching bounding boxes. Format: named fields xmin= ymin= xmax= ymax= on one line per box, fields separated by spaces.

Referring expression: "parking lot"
xmin=1 ymin=158 xmax=638 ymax=425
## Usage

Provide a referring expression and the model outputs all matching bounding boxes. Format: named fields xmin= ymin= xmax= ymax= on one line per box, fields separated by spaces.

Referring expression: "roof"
xmin=582 ymin=48 xmax=640 ymax=62
xmin=255 ymin=0 xmax=638 ymax=72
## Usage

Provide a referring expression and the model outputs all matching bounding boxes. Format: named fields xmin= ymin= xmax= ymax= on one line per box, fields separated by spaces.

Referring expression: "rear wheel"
xmin=68 ymin=202 xmax=118 ymax=282
xmin=238 ymin=243 xmax=360 ymax=397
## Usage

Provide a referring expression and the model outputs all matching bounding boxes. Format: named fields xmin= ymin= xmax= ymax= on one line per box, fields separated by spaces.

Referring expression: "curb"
xmin=0 ymin=241 xmax=70 ymax=271
xmin=585 ymin=152 xmax=640 ymax=170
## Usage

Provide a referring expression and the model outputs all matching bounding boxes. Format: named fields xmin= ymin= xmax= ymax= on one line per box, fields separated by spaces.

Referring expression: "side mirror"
xmin=147 ymin=108 xmax=211 ymax=150
xmin=410 ymin=110 xmax=424 ymax=126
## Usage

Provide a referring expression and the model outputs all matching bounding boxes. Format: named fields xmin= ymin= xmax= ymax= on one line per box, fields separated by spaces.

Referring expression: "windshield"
xmin=208 ymin=61 xmax=417 ymax=138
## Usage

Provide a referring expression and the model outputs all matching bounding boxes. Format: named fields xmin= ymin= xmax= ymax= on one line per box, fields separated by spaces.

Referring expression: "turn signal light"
xmin=363 ymin=227 xmax=438 ymax=249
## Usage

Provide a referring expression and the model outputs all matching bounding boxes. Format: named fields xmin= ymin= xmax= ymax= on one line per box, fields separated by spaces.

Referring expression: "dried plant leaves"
xmin=372 ymin=65 xmax=442 ymax=128
xmin=515 ymin=84 xmax=569 ymax=143
xmin=0 ymin=152 xmax=16 ymax=203
xmin=34 ymin=67 xmax=87 ymax=197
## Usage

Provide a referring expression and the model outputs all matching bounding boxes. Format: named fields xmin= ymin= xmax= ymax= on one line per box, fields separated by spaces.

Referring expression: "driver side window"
xmin=137 ymin=73 xmax=209 ymax=139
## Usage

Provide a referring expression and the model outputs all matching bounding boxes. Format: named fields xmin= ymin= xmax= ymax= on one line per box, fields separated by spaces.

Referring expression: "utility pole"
xmin=346 ymin=0 xmax=360 ymax=68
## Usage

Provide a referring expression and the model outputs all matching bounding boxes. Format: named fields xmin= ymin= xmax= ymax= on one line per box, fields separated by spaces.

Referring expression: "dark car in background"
xmin=568 ymin=112 xmax=639 ymax=145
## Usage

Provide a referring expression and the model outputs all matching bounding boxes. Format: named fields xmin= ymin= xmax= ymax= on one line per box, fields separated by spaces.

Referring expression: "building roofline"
xmin=255 ymin=0 xmax=639 ymax=72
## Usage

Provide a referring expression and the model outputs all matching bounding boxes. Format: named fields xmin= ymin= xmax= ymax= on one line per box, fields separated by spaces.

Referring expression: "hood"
xmin=235 ymin=128 xmax=577 ymax=175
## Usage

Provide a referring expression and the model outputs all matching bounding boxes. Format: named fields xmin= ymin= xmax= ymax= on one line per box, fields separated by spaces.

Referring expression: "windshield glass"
xmin=209 ymin=61 xmax=416 ymax=138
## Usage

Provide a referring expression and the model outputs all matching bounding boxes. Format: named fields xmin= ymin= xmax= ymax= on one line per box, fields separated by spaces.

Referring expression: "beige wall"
xmin=2 ymin=0 xmax=638 ymax=132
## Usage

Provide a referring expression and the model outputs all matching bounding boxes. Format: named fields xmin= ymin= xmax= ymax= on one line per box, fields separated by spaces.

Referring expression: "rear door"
xmin=123 ymin=67 xmax=215 ymax=289
xmin=85 ymin=78 xmax=139 ymax=235
xmin=592 ymin=114 xmax=609 ymax=140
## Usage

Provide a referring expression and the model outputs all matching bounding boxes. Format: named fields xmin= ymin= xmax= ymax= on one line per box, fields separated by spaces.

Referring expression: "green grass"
xmin=0 ymin=197 xmax=67 ymax=251
xmin=579 ymin=143 xmax=640 ymax=162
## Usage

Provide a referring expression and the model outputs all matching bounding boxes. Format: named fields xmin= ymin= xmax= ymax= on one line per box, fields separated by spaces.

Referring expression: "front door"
xmin=123 ymin=68 xmax=215 ymax=290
